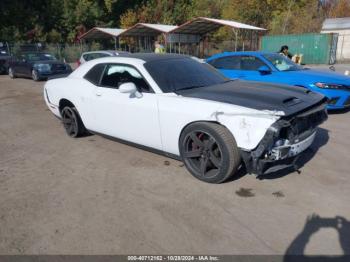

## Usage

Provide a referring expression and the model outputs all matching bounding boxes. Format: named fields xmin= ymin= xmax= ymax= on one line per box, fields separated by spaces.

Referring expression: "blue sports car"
xmin=206 ymin=51 xmax=350 ymax=110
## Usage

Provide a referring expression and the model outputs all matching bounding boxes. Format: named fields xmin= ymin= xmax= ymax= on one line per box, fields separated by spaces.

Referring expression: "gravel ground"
xmin=0 ymin=75 xmax=349 ymax=255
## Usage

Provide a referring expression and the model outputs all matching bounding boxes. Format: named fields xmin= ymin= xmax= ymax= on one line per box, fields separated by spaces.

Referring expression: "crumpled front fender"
xmin=213 ymin=110 xmax=281 ymax=151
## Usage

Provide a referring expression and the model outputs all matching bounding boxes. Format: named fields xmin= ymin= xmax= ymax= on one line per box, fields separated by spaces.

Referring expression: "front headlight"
xmin=34 ymin=63 xmax=51 ymax=72
xmin=314 ymin=82 xmax=347 ymax=89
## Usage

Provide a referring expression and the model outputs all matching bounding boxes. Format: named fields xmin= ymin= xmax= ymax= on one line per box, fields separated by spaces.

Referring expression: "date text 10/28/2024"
xmin=128 ymin=256 xmax=219 ymax=261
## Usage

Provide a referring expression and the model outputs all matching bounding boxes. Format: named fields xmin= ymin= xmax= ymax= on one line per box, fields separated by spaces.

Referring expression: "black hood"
xmin=176 ymin=80 xmax=327 ymax=117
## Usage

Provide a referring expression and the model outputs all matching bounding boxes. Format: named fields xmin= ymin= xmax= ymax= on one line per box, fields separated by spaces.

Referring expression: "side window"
xmin=240 ymin=56 xmax=266 ymax=71
xmin=96 ymin=53 xmax=110 ymax=59
xmin=209 ymin=56 xmax=241 ymax=70
xmin=83 ymin=54 xmax=92 ymax=61
xmin=100 ymin=64 xmax=151 ymax=92
xmin=83 ymin=52 xmax=110 ymax=61
xmin=84 ymin=63 xmax=106 ymax=85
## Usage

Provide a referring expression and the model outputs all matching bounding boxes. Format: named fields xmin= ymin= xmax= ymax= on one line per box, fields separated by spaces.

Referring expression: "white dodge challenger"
xmin=44 ymin=53 xmax=328 ymax=183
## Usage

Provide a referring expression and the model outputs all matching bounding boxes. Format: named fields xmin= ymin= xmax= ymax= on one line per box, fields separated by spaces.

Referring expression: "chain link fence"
xmin=4 ymin=34 xmax=260 ymax=62
xmin=161 ymin=40 xmax=259 ymax=58
xmin=5 ymin=41 xmax=129 ymax=63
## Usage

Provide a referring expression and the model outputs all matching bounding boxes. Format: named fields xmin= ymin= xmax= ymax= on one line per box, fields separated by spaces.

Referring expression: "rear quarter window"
xmin=84 ymin=63 xmax=106 ymax=85
xmin=208 ymin=56 xmax=241 ymax=70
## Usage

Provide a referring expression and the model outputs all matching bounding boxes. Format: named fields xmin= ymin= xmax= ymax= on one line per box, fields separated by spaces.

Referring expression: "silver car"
xmin=77 ymin=50 xmax=129 ymax=66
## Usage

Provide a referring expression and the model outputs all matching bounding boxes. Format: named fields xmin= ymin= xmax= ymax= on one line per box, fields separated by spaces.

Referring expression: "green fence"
xmin=261 ymin=33 xmax=337 ymax=64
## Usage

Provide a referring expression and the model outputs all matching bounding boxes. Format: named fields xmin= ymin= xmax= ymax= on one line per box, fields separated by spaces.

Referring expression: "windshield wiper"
xmin=222 ymin=79 xmax=236 ymax=83
xmin=178 ymin=85 xmax=205 ymax=91
xmin=284 ymin=68 xmax=301 ymax=72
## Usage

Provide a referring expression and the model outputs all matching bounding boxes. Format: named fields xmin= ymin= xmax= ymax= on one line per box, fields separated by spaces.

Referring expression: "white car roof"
xmin=71 ymin=53 xmax=190 ymax=78
xmin=81 ymin=50 xmax=128 ymax=55
xmin=70 ymin=57 xmax=146 ymax=78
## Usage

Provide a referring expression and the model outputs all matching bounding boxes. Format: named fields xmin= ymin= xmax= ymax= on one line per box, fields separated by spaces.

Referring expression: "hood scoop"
xmin=283 ymin=97 xmax=303 ymax=107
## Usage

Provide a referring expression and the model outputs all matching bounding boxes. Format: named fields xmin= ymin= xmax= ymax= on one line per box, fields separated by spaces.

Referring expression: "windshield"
xmin=144 ymin=58 xmax=229 ymax=92
xmin=25 ymin=53 xmax=57 ymax=61
xmin=263 ymin=53 xmax=303 ymax=71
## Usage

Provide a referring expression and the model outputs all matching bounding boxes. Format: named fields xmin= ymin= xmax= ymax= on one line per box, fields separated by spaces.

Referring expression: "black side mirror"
xmin=258 ymin=65 xmax=271 ymax=75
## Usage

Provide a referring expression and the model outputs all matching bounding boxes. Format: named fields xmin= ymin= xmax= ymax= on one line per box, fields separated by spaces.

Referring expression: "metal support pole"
xmin=340 ymin=34 xmax=345 ymax=60
xmin=163 ymin=33 xmax=167 ymax=52
xmin=6 ymin=42 xmax=10 ymax=55
xmin=234 ymin=30 xmax=238 ymax=51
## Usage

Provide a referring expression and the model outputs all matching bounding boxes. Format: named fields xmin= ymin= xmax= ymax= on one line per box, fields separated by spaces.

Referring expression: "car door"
xmin=209 ymin=55 xmax=273 ymax=81
xmin=90 ymin=63 xmax=162 ymax=150
xmin=14 ymin=54 xmax=27 ymax=75
xmin=238 ymin=55 xmax=271 ymax=81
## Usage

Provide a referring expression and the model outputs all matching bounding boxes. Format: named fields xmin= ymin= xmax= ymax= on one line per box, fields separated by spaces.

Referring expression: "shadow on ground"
xmin=328 ymin=107 xmax=350 ymax=114
xmin=284 ymin=214 xmax=350 ymax=262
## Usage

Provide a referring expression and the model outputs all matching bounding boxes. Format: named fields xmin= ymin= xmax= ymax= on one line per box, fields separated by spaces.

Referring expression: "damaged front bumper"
xmin=241 ymin=102 xmax=328 ymax=176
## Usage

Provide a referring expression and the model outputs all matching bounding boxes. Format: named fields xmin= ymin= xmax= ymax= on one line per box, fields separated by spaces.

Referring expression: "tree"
xmin=329 ymin=0 xmax=350 ymax=18
xmin=0 ymin=0 xmax=348 ymax=43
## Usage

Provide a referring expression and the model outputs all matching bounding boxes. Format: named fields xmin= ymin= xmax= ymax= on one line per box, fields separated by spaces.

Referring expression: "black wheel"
xmin=8 ymin=67 xmax=16 ymax=79
xmin=61 ymin=106 xmax=85 ymax=138
xmin=32 ymin=69 xmax=40 ymax=81
xmin=180 ymin=122 xmax=241 ymax=183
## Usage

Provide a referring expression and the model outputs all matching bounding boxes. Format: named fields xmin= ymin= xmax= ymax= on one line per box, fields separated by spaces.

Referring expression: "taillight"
xmin=76 ymin=59 xmax=81 ymax=67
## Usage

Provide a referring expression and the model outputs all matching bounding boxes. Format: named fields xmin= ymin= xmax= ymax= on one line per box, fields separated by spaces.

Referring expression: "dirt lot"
xmin=0 ymin=75 xmax=350 ymax=255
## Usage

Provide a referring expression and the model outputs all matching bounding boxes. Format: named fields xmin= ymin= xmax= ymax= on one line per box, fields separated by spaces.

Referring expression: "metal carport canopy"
xmin=119 ymin=23 xmax=178 ymax=37
xmin=78 ymin=27 xmax=125 ymax=40
xmin=170 ymin=17 xmax=266 ymax=35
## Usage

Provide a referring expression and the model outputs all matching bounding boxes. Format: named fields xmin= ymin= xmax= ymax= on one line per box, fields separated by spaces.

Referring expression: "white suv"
xmin=77 ymin=50 xmax=129 ymax=67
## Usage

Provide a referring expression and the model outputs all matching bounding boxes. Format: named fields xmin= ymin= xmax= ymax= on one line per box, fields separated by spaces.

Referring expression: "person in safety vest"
xmin=154 ymin=41 xmax=165 ymax=54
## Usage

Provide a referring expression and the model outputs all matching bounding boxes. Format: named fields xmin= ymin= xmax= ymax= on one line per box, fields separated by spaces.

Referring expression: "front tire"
xmin=32 ymin=69 xmax=40 ymax=81
xmin=61 ymin=106 xmax=86 ymax=138
xmin=180 ymin=122 xmax=241 ymax=183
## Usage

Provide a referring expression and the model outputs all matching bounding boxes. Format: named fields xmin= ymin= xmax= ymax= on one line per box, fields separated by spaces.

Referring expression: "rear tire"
xmin=61 ymin=106 xmax=86 ymax=138
xmin=179 ymin=122 xmax=241 ymax=183
xmin=8 ymin=67 xmax=16 ymax=79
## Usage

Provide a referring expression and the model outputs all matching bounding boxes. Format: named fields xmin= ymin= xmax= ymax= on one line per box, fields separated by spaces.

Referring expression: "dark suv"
xmin=8 ymin=52 xmax=72 ymax=81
